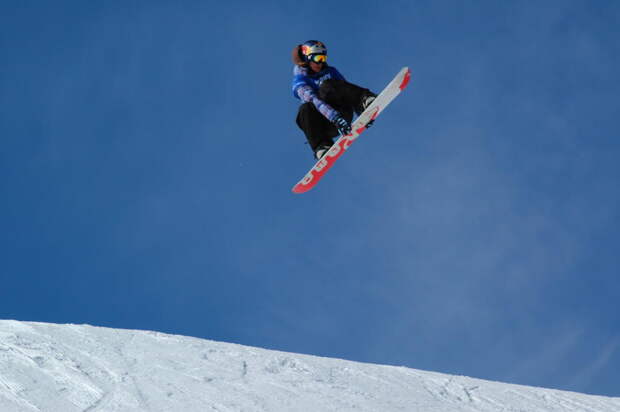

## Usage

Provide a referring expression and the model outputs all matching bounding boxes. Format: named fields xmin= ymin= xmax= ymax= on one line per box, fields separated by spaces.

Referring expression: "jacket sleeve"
xmin=295 ymin=84 xmax=339 ymax=122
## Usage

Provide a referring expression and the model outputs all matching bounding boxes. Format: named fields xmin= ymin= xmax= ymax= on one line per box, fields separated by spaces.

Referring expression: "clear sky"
xmin=1 ymin=0 xmax=619 ymax=397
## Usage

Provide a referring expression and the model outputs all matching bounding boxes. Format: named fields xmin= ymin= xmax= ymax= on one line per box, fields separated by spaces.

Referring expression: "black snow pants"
xmin=296 ymin=79 xmax=374 ymax=152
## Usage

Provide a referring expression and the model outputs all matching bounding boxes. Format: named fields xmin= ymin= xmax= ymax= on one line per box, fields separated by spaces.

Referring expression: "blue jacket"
xmin=292 ymin=65 xmax=346 ymax=122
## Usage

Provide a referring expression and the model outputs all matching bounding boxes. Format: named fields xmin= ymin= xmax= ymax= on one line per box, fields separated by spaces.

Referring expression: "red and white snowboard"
xmin=292 ymin=67 xmax=411 ymax=194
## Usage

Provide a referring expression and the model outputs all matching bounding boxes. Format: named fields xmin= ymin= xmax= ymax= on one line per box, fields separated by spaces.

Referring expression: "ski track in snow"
xmin=0 ymin=320 xmax=619 ymax=412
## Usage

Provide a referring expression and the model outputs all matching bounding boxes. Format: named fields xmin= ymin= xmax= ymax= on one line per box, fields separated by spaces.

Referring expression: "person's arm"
xmin=294 ymin=84 xmax=339 ymax=122
xmin=291 ymin=66 xmax=352 ymax=135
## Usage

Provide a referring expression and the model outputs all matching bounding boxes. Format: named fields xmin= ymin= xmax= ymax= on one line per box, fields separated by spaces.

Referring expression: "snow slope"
xmin=0 ymin=321 xmax=618 ymax=412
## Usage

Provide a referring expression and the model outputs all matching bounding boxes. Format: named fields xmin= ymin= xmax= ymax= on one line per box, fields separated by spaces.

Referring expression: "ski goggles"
xmin=309 ymin=54 xmax=327 ymax=63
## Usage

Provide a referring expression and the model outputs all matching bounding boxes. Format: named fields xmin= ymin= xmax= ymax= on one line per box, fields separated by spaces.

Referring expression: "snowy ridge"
xmin=0 ymin=321 xmax=618 ymax=412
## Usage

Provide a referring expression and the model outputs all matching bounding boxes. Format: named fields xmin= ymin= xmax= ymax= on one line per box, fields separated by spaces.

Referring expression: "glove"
xmin=332 ymin=114 xmax=352 ymax=136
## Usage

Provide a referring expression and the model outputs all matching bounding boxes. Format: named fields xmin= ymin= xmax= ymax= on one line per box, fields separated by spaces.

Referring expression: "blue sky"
xmin=2 ymin=0 xmax=619 ymax=397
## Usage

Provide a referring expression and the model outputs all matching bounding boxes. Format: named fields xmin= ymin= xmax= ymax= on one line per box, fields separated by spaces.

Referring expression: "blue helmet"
xmin=300 ymin=40 xmax=327 ymax=63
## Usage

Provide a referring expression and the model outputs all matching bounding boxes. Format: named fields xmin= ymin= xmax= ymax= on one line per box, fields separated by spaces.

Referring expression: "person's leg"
xmin=295 ymin=102 xmax=339 ymax=152
xmin=319 ymin=79 xmax=376 ymax=117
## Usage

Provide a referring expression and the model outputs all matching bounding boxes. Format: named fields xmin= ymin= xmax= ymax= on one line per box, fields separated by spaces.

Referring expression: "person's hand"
xmin=332 ymin=114 xmax=352 ymax=136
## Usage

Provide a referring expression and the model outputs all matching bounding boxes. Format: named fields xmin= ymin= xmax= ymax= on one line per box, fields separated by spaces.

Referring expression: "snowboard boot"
xmin=361 ymin=93 xmax=376 ymax=111
xmin=355 ymin=92 xmax=377 ymax=115
xmin=314 ymin=144 xmax=332 ymax=160
xmin=358 ymin=92 xmax=378 ymax=128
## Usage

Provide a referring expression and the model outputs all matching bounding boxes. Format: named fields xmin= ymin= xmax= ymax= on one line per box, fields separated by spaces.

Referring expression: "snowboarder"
xmin=291 ymin=40 xmax=377 ymax=160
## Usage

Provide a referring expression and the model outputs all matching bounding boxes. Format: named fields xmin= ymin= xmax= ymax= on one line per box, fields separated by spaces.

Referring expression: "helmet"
xmin=300 ymin=40 xmax=327 ymax=63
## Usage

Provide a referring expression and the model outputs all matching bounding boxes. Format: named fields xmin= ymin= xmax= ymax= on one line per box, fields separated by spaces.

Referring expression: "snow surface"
xmin=0 ymin=320 xmax=619 ymax=412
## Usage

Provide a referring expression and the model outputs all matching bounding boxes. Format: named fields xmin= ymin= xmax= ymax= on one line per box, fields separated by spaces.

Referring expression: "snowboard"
xmin=292 ymin=67 xmax=411 ymax=194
